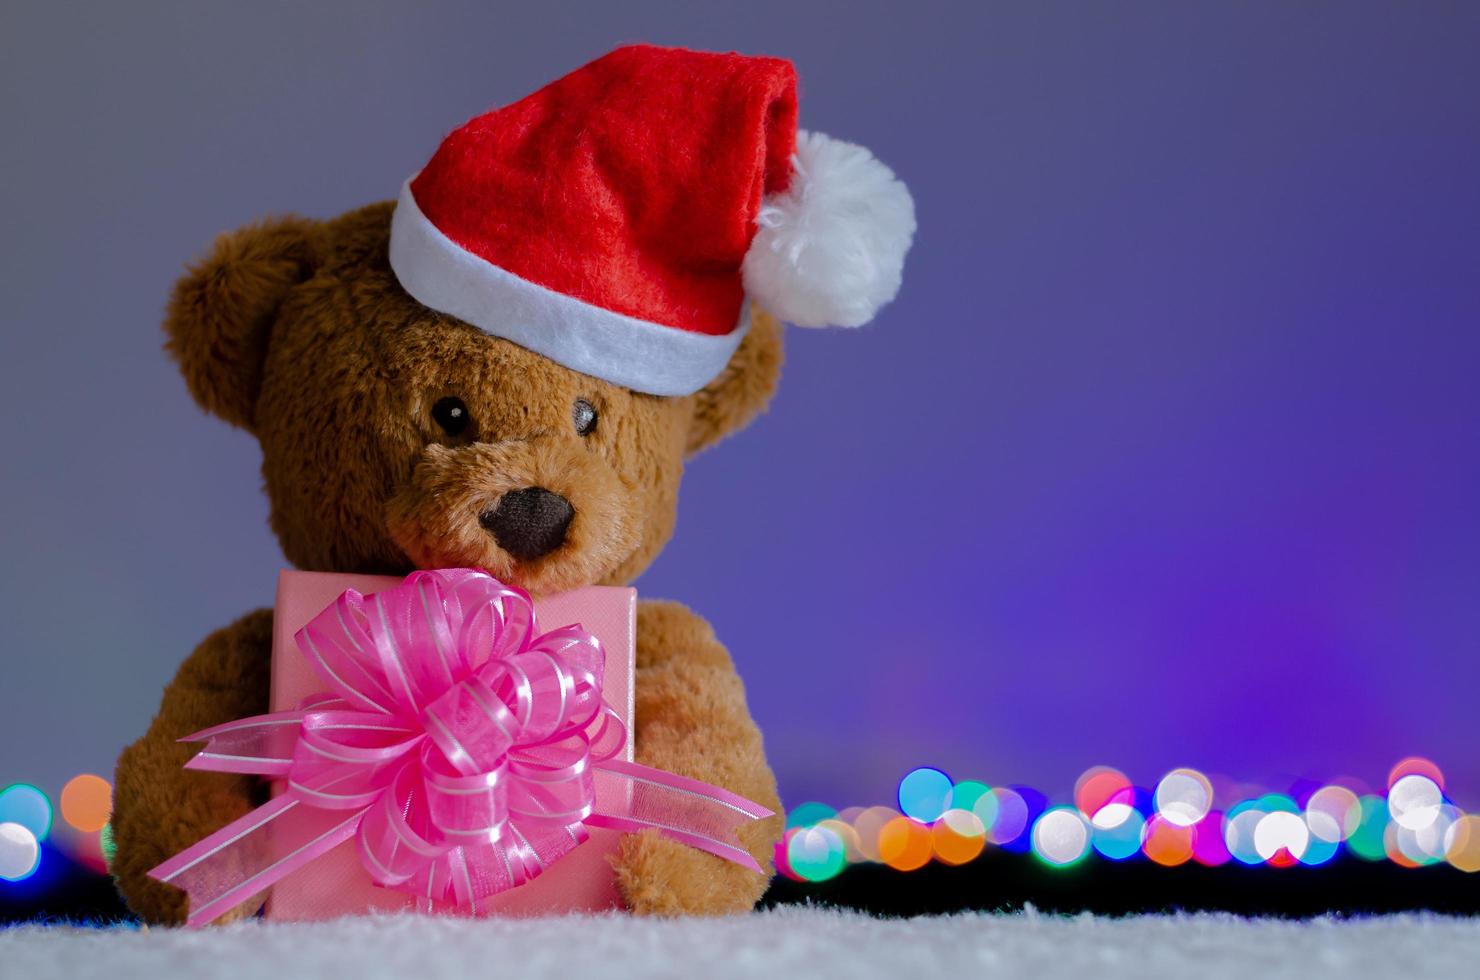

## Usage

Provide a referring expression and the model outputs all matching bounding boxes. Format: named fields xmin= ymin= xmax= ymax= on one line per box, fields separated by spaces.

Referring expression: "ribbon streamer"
xmin=149 ymin=569 xmax=771 ymax=927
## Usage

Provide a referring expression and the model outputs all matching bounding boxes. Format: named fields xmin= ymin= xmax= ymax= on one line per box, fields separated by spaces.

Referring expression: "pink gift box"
xmin=265 ymin=569 xmax=636 ymax=921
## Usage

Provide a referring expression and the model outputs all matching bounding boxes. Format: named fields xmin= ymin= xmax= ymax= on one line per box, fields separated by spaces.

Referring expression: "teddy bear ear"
xmin=685 ymin=308 xmax=784 ymax=456
xmin=164 ymin=216 xmax=323 ymax=431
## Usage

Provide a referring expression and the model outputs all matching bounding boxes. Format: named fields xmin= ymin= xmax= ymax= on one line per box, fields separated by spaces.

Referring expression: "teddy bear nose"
xmin=479 ymin=487 xmax=575 ymax=561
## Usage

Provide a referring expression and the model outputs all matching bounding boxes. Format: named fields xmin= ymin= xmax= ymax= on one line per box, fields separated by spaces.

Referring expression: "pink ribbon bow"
xmin=149 ymin=569 xmax=771 ymax=927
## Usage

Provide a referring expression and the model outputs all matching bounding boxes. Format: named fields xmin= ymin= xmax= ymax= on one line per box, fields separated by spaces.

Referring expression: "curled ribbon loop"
xmin=149 ymin=569 xmax=772 ymax=927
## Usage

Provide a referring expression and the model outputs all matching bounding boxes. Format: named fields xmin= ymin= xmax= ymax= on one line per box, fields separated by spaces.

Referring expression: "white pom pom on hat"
xmin=744 ymin=130 xmax=917 ymax=329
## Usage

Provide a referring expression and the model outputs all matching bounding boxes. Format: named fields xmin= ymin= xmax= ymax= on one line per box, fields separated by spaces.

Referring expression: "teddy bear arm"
xmin=612 ymin=599 xmax=785 ymax=916
xmin=111 ymin=608 xmax=275 ymax=925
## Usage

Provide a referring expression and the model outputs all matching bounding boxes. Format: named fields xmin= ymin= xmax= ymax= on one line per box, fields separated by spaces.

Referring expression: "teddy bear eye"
xmin=572 ymin=398 xmax=598 ymax=436
xmin=431 ymin=396 xmax=471 ymax=437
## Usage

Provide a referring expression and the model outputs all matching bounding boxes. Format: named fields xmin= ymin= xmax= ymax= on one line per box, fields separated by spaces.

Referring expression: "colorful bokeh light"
xmin=1191 ymin=813 xmax=1231 ymax=867
xmin=1154 ymin=768 xmax=1213 ymax=828
xmin=1142 ymin=814 xmax=1195 ymax=867
xmin=851 ymin=806 xmax=902 ymax=863
xmin=1091 ymin=805 xmax=1146 ymax=861
xmin=1388 ymin=775 xmax=1443 ymax=831
xmin=932 ymin=809 xmax=986 ymax=865
xmin=1075 ymin=766 xmax=1132 ymax=816
xmin=1346 ymin=795 xmax=1390 ymax=861
xmin=60 ymin=774 xmax=112 ymax=834
xmin=1031 ymin=806 xmax=1090 ymax=868
xmin=1445 ymin=814 xmax=1480 ymax=873
xmin=785 ymin=824 xmax=848 ymax=882
xmin=981 ymin=787 xmax=1029 ymax=846
xmin=768 ymin=760 xmax=1473 ymax=885
xmin=0 ymin=822 xmax=41 ymax=882
xmin=0 ymin=784 xmax=52 ymax=842
xmin=1254 ymin=810 xmax=1309 ymax=863
xmin=897 ymin=767 xmax=953 ymax=824
xmin=878 ymin=815 xmax=933 ymax=871
xmin=1305 ymin=785 xmax=1361 ymax=844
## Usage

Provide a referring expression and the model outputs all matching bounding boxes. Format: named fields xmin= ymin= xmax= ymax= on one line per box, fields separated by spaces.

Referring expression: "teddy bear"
xmin=110 ymin=44 xmax=913 ymax=925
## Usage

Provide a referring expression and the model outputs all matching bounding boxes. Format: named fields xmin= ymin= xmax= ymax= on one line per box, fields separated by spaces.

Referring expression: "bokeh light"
xmin=1191 ymin=813 xmax=1232 ymax=866
xmin=1000 ymin=786 xmax=1047 ymax=853
xmin=1410 ymin=804 xmax=1461 ymax=862
xmin=878 ymin=815 xmax=933 ymax=871
xmin=1346 ymin=795 xmax=1390 ymax=861
xmin=932 ymin=809 xmax=986 ymax=866
xmin=980 ymin=787 xmax=1029 ymax=846
xmin=1305 ymin=785 xmax=1361 ymax=843
xmin=1388 ymin=775 xmax=1443 ymax=831
xmin=1444 ymin=814 xmax=1480 ymax=873
xmin=0 ymin=822 xmax=41 ymax=882
xmin=1031 ymin=806 xmax=1090 ymax=868
xmin=1142 ymin=814 xmax=1194 ymax=866
xmin=60 ymin=774 xmax=112 ymax=833
xmin=1254 ymin=811 xmax=1309 ymax=863
xmin=0 ymin=784 xmax=52 ymax=842
xmin=1075 ymin=766 xmax=1132 ymax=816
xmin=785 ymin=824 xmax=848 ymax=882
xmin=1091 ymin=804 xmax=1146 ymax=861
xmin=851 ymin=806 xmax=901 ymax=863
xmin=814 ymin=818 xmax=863 ymax=864
xmin=1385 ymin=822 xmax=1435 ymax=868
xmin=897 ymin=768 xmax=953 ymax=824
xmin=1224 ymin=802 xmax=1266 ymax=865
xmin=1154 ymin=768 xmax=1214 ymax=828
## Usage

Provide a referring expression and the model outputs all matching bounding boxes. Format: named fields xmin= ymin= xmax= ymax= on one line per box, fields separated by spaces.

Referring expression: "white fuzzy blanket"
xmin=3 ymin=907 xmax=1477 ymax=980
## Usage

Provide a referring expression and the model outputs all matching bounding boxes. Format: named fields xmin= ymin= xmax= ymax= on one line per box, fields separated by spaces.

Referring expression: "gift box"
xmin=265 ymin=570 xmax=636 ymax=921
xmin=151 ymin=567 xmax=767 ymax=928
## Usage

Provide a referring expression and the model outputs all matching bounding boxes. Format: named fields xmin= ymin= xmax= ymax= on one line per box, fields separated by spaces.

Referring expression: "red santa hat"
xmin=390 ymin=44 xmax=915 ymax=396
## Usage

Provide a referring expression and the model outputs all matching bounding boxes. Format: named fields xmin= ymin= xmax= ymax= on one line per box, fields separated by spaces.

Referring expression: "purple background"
xmin=2 ymin=2 xmax=1477 ymax=813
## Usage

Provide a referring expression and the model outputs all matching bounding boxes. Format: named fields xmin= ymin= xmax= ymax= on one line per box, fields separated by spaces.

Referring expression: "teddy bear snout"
xmin=478 ymin=486 xmax=575 ymax=561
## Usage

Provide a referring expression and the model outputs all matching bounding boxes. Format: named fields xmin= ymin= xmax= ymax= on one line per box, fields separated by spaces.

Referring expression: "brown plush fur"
xmin=113 ymin=202 xmax=786 ymax=924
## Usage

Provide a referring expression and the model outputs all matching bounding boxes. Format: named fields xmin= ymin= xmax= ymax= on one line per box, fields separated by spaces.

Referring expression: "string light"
xmin=1091 ymin=804 xmax=1146 ymax=861
xmin=0 ymin=775 xmax=117 ymax=890
xmin=877 ymin=815 xmax=933 ymax=871
xmin=931 ymin=809 xmax=986 ymax=866
xmin=0 ymin=784 xmax=52 ymax=842
xmin=775 ymin=758 xmax=1476 ymax=883
xmin=1031 ymin=807 xmax=1091 ymax=867
xmin=60 ymin=774 xmax=112 ymax=834
xmin=1389 ymin=775 xmax=1443 ymax=831
xmin=0 ymin=822 xmax=41 ymax=882
xmin=897 ymin=767 xmax=953 ymax=824
xmin=1154 ymin=769 xmax=1213 ymax=827
xmin=1445 ymin=814 xmax=1480 ymax=873
xmin=1141 ymin=814 xmax=1193 ymax=866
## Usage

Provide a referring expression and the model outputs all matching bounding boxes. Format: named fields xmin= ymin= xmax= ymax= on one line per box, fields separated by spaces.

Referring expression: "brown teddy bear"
xmin=111 ymin=44 xmax=913 ymax=925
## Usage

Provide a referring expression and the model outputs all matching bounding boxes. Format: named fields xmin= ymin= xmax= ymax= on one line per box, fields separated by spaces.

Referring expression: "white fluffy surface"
xmin=744 ymin=130 xmax=916 ymax=329
xmin=4 ymin=908 xmax=1478 ymax=980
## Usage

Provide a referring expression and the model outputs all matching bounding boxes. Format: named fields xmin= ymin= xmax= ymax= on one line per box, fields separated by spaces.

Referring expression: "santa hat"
xmin=390 ymin=44 xmax=915 ymax=396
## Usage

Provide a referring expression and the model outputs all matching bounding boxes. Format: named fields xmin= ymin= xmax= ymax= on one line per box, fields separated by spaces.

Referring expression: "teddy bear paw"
xmin=612 ymin=828 xmax=771 ymax=917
